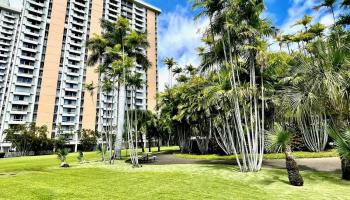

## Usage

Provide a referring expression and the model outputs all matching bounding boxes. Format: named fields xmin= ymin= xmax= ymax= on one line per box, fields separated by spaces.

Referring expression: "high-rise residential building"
xmin=0 ymin=0 xmax=21 ymax=149
xmin=0 ymin=0 xmax=160 ymax=151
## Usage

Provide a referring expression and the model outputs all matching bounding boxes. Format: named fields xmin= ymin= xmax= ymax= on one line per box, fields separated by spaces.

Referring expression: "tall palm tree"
xmin=267 ymin=123 xmax=304 ymax=186
xmin=191 ymin=0 xmax=275 ymax=172
xmin=294 ymin=15 xmax=313 ymax=31
xmin=163 ymin=57 xmax=177 ymax=87
xmin=86 ymin=17 xmax=150 ymax=162
xmin=314 ymin=0 xmax=337 ymax=22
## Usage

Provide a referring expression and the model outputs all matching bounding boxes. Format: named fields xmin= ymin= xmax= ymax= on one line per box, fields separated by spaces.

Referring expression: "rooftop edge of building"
xmin=0 ymin=0 xmax=21 ymax=13
xmin=133 ymin=0 xmax=162 ymax=13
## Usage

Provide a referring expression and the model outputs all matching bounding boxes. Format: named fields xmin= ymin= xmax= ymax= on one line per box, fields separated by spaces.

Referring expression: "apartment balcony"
xmin=67 ymin=55 xmax=81 ymax=62
xmin=0 ymin=53 xmax=8 ymax=58
xmin=26 ymin=14 xmax=42 ymax=22
xmin=72 ymin=13 xmax=85 ymax=21
xmin=64 ymin=87 xmax=79 ymax=92
xmin=66 ymin=71 xmax=80 ymax=77
xmin=73 ymin=1 xmax=86 ymax=8
xmin=10 ymin=110 xmax=28 ymax=115
xmin=27 ymin=6 xmax=43 ymax=15
xmin=24 ymin=30 xmax=40 ymax=38
xmin=28 ymin=0 xmax=45 ymax=8
xmin=66 ymin=64 xmax=80 ymax=69
xmin=19 ymin=55 xmax=37 ymax=61
xmin=15 ymin=81 xmax=32 ymax=87
xmin=1 ymin=23 xmax=14 ymax=29
xmin=108 ymin=5 xmax=119 ymax=13
xmin=62 ymin=112 xmax=76 ymax=117
xmin=3 ymin=12 xmax=16 ymax=19
xmin=8 ymin=120 xmax=27 ymax=125
xmin=72 ymin=7 xmax=85 ymax=14
xmin=65 ymin=78 xmax=79 ymax=84
xmin=0 ymin=60 xmax=7 ymax=64
xmin=68 ymin=48 xmax=82 ymax=54
xmin=70 ymin=34 xmax=83 ymax=41
xmin=61 ymin=121 xmax=76 ymax=126
xmin=71 ymin=27 xmax=84 ymax=35
xmin=63 ymin=95 xmax=78 ymax=100
xmin=21 ymin=46 xmax=38 ymax=53
xmin=26 ymin=23 xmax=42 ymax=30
xmin=16 ymin=72 xmax=33 ymax=78
xmin=1 ymin=35 xmax=12 ymax=41
xmin=1 ymin=29 xmax=14 ymax=35
xmin=0 ymin=40 xmax=11 ymax=46
xmin=69 ymin=40 xmax=82 ymax=47
xmin=62 ymin=104 xmax=77 ymax=108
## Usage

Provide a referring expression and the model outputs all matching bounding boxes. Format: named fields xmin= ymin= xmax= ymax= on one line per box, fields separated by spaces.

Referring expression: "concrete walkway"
xmin=150 ymin=154 xmax=341 ymax=172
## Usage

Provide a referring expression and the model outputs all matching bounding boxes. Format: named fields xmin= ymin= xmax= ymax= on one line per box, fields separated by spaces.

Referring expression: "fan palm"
xmin=328 ymin=128 xmax=350 ymax=180
xmin=267 ymin=123 xmax=304 ymax=186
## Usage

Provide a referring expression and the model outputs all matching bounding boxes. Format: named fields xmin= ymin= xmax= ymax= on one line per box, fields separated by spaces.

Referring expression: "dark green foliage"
xmin=78 ymin=129 xmax=98 ymax=152
xmin=4 ymin=124 xmax=53 ymax=155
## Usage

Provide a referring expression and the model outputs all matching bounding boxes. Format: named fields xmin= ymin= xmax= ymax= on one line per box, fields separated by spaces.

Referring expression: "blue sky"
xmin=8 ymin=0 xmax=337 ymax=91
xmin=151 ymin=0 xmax=337 ymax=91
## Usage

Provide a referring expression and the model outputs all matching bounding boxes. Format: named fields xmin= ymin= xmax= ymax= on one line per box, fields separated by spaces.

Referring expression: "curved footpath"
xmin=150 ymin=154 xmax=341 ymax=172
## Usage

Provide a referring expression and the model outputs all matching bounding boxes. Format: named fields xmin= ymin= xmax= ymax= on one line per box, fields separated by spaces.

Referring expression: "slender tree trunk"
xmin=115 ymin=84 xmax=126 ymax=159
xmin=141 ymin=133 xmax=145 ymax=152
xmin=341 ymin=159 xmax=350 ymax=180
xmin=113 ymin=82 xmax=121 ymax=159
xmin=148 ymin=135 xmax=151 ymax=152
xmin=157 ymin=135 xmax=160 ymax=152
xmin=285 ymin=145 xmax=304 ymax=186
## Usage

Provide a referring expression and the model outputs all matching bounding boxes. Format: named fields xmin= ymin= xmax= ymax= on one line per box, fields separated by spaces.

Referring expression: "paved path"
xmin=150 ymin=154 xmax=341 ymax=172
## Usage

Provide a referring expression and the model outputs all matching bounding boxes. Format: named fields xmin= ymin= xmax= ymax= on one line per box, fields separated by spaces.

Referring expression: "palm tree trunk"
xmin=157 ymin=135 xmax=160 ymax=152
xmin=141 ymin=133 xmax=145 ymax=152
xmin=341 ymin=159 xmax=350 ymax=180
xmin=114 ymin=82 xmax=121 ymax=159
xmin=115 ymin=84 xmax=126 ymax=159
xmin=285 ymin=145 xmax=304 ymax=186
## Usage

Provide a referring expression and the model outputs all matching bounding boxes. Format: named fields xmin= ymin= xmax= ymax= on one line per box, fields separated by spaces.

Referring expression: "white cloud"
xmin=268 ymin=0 xmax=340 ymax=52
xmin=157 ymin=5 xmax=208 ymax=92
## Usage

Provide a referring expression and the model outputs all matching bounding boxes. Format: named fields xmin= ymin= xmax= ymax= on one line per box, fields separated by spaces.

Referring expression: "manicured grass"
xmin=174 ymin=150 xmax=339 ymax=160
xmin=0 ymin=148 xmax=348 ymax=200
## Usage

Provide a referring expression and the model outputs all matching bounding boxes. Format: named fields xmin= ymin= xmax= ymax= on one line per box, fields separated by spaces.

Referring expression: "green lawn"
xmin=174 ymin=150 xmax=339 ymax=160
xmin=0 ymin=148 xmax=348 ymax=200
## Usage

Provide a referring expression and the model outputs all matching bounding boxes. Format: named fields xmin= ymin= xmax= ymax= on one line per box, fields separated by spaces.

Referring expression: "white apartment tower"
xmin=0 ymin=0 xmax=160 ymax=151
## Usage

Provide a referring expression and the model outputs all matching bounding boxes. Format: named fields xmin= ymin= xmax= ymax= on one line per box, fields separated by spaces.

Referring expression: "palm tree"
xmin=84 ymin=82 xmax=96 ymax=97
xmin=308 ymin=23 xmax=326 ymax=37
xmin=328 ymin=128 xmax=350 ymax=180
xmin=337 ymin=0 xmax=350 ymax=26
xmin=56 ymin=148 xmax=70 ymax=168
xmin=191 ymin=0 xmax=275 ymax=172
xmin=87 ymin=17 xmax=150 ymax=162
xmin=267 ymin=123 xmax=304 ymax=186
xmin=163 ymin=57 xmax=177 ymax=87
xmin=185 ymin=64 xmax=197 ymax=76
xmin=313 ymin=0 xmax=337 ymax=22
xmin=125 ymin=72 xmax=144 ymax=167
xmin=294 ymin=15 xmax=313 ymax=31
